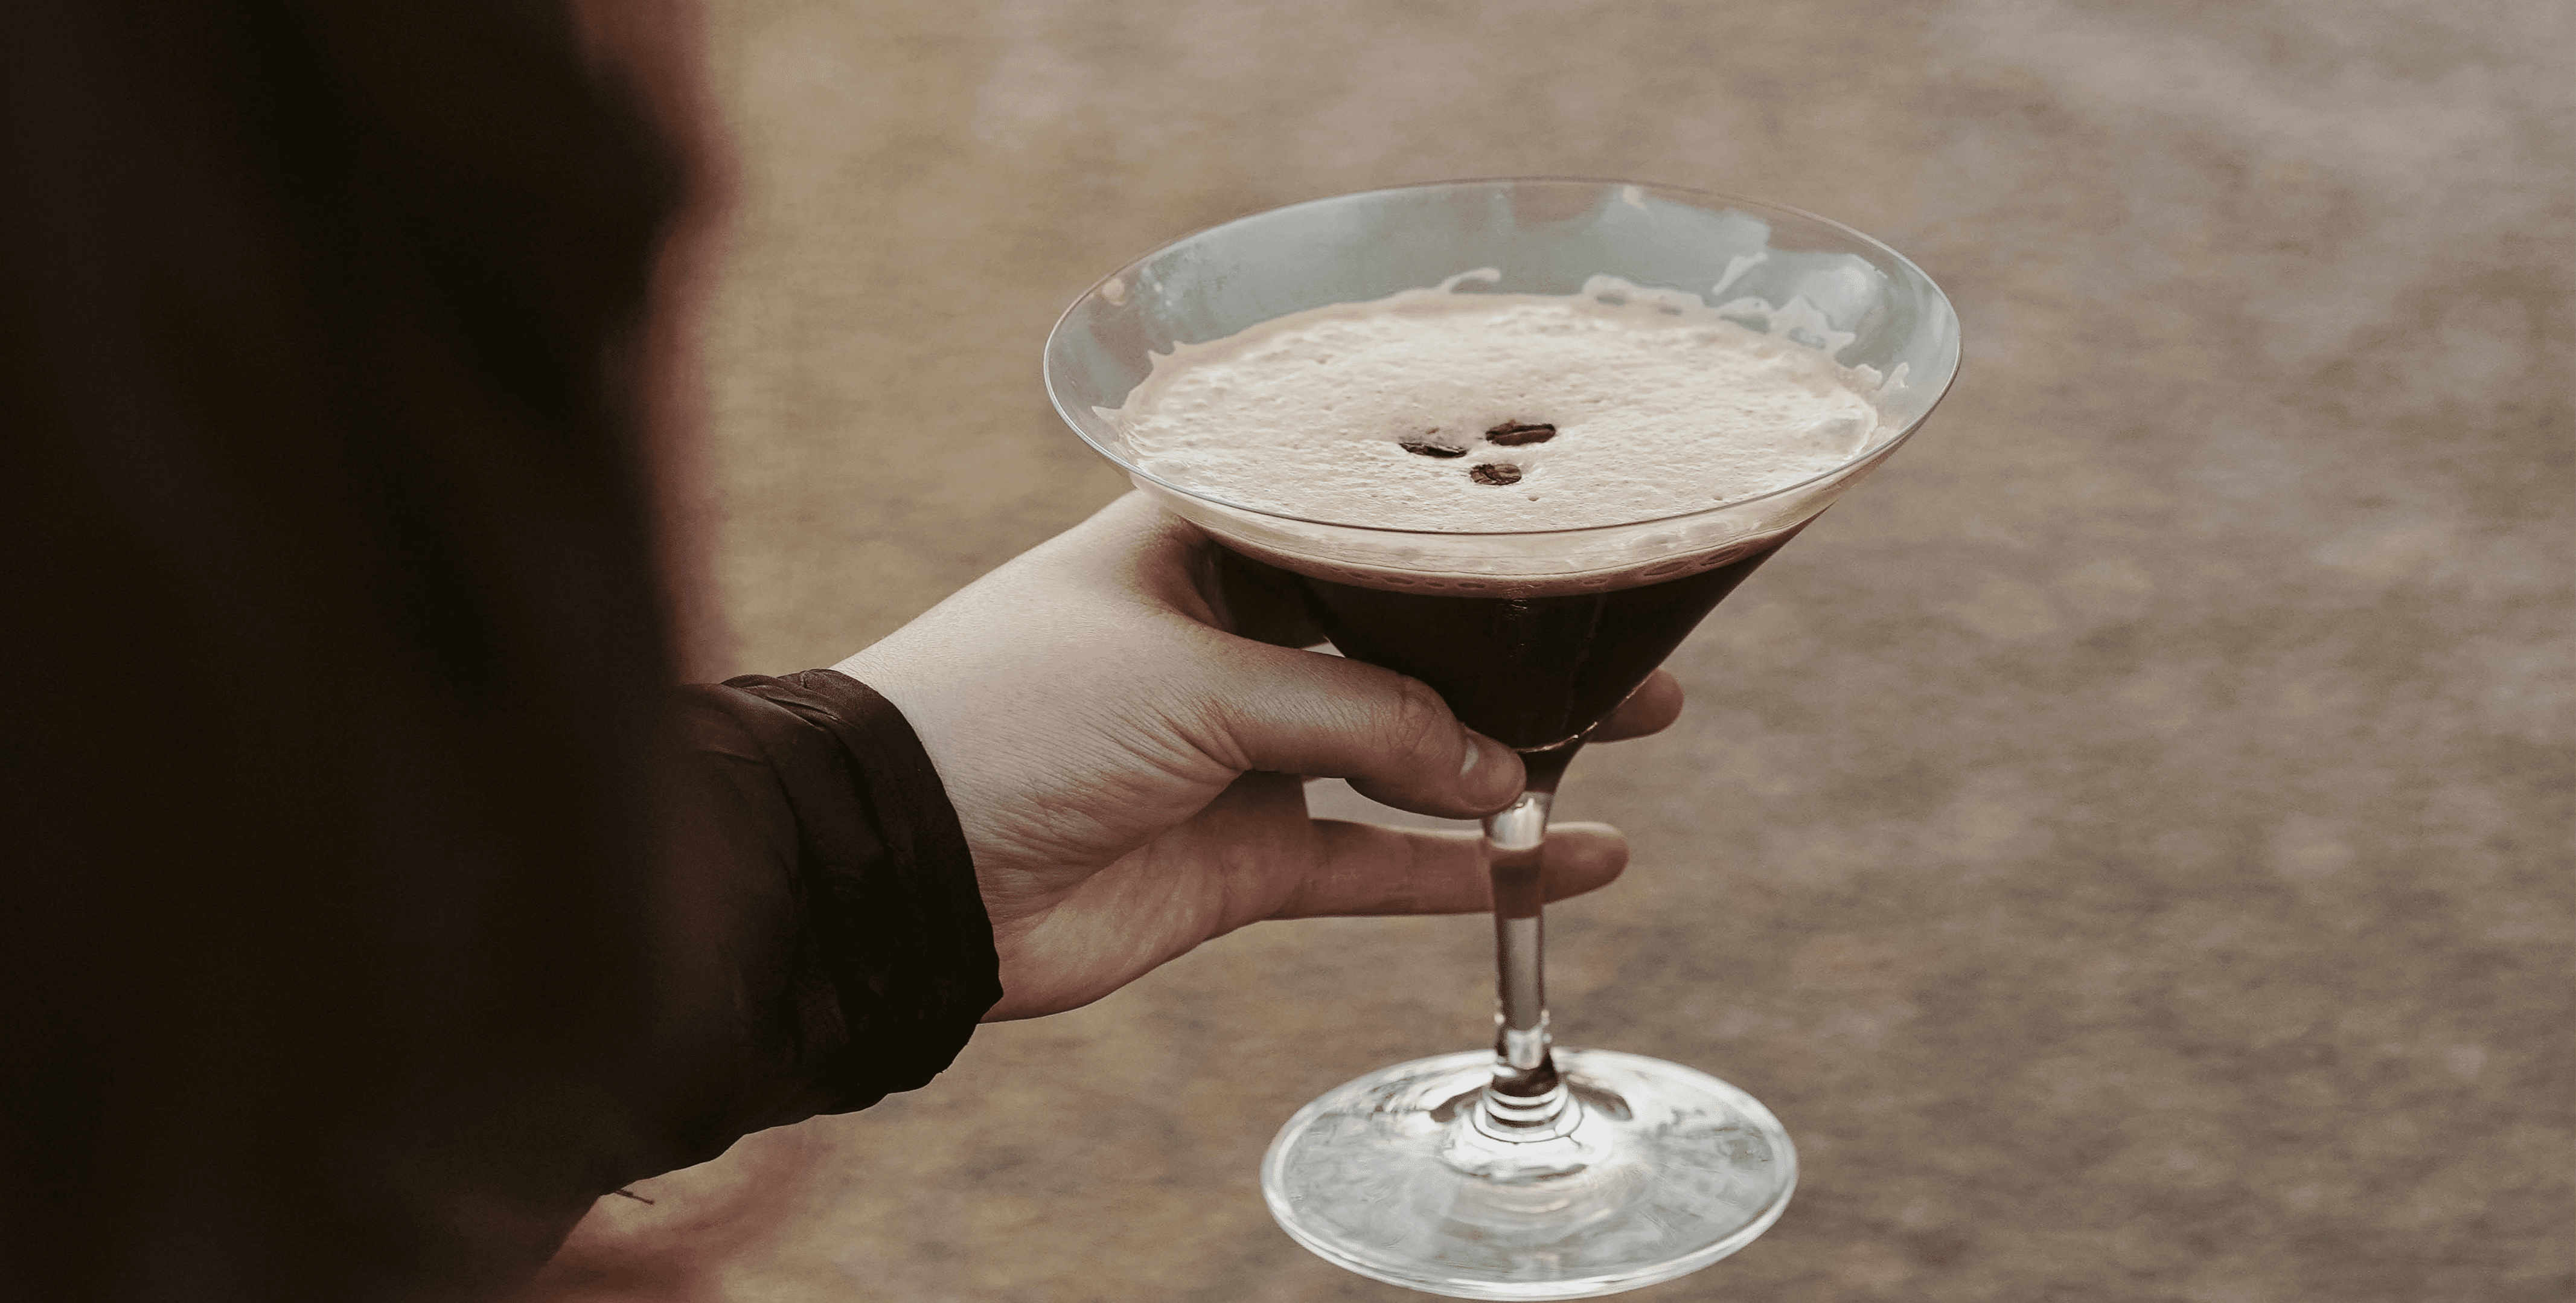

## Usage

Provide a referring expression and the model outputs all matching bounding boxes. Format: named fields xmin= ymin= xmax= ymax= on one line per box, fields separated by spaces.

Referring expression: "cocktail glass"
xmin=1043 ymin=179 xmax=1959 ymax=1299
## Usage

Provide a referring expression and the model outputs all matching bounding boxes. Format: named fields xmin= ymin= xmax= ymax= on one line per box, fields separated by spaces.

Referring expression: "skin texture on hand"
xmin=837 ymin=493 xmax=1683 ymax=1022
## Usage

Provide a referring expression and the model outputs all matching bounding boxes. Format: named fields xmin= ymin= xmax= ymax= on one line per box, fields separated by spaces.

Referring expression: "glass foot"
xmin=1259 ymin=1048 xmax=1795 ymax=1300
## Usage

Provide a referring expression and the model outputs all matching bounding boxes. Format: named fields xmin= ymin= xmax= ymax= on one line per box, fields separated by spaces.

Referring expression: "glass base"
xmin=1260 ymin=1048 xmax=1796 ymax=1300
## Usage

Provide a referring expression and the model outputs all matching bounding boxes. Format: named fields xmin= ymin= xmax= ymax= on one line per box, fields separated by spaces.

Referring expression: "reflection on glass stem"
xmin=1483 ymin=742 xmax=1581 ymax=1135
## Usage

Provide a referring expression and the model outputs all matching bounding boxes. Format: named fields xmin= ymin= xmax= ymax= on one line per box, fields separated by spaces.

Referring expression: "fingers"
xmin=1203 ymin=642 xmax=1527 ymax=818
xmin=1268 ymin=820 xmax=1629 ymax=919
xmin=1194 ymin=646 xmax=1683 ymax=818
xmin=1588 ymin=670 xmax=1684 ymax=743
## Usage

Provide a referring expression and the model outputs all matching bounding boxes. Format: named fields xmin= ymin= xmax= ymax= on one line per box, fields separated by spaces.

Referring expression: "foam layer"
xmin=1103 ymin=277 xmax=1891 ymax=532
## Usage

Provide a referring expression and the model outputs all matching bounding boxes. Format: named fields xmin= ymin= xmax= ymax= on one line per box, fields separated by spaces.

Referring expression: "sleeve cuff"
xmin=701 ymin=668 xmax=1002 ymax=1107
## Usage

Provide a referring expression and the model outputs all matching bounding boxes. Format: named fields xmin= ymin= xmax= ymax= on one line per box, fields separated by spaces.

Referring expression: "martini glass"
xmin=1043 ymin=179 xmax=1958 ymax=1299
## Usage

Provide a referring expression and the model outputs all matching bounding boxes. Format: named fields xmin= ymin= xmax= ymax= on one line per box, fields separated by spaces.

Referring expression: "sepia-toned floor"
xmin=530 ymin=2 xmax=2573 ymax=1299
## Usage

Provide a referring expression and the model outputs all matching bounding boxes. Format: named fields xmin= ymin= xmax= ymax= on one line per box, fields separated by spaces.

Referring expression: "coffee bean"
xmin=1485 ymin=421 xmax=1557 ymax=446
xmin=1399 ymin=438 xmax=1468 ymax=458
xmin=1469 ymin=463 xmax=1523 ymax=485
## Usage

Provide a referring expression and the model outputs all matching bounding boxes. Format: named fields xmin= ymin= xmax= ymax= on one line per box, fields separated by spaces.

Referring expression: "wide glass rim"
xmin=1043 ymin=175 xmax=1960 ymax=541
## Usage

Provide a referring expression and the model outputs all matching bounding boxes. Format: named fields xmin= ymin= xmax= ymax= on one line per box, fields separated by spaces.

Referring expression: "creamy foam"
xmin=1102 ymin=276 xmax=1893 ymax=532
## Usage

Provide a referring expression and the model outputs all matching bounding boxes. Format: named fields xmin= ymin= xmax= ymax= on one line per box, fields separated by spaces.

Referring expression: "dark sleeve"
xmin=666 ymin=670 xmax=1002 ymax=1122
xmin=567 ymin=668 xmax=1002 ymax=1220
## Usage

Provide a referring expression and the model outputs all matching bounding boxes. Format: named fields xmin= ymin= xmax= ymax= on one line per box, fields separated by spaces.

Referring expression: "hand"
xmin=836 ymin=493 xmax=1684 ymax=1021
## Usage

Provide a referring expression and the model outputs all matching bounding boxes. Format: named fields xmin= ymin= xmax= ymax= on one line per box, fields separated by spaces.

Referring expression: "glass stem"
xmin=1480 ymin=746 xmax=1580 ymax=1135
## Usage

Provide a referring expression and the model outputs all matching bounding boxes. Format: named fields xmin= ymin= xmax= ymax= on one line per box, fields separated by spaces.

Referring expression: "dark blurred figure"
xmin=2 ymin=3 xmax=993 ymax=1298
xmin=0 ymin=4 xmax=1651 ymax=1296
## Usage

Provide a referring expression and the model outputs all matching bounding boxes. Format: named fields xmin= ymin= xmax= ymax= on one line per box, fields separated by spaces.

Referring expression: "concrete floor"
xmin=532 ymin=2 xmax=2573 ymax=1299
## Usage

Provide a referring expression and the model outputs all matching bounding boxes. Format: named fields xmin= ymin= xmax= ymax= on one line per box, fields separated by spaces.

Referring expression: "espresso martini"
xmin=1049 ymin=178 xmax=1957 ymax=1302
xmin=1104 ymin=278 xmax=1890 ymax=749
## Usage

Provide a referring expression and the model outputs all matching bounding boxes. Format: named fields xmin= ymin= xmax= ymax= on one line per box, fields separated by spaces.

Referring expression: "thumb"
xmin=1201 ymin=642 xmax=1526 ymax=818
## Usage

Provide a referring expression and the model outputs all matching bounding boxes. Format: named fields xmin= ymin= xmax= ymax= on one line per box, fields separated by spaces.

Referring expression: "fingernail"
xmin=1459 ymin=732 xmax=1521 ymax=803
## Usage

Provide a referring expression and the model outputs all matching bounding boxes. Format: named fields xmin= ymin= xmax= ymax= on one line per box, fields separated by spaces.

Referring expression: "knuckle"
xmin=1379 ymin=674 xmax=1459 ymax=761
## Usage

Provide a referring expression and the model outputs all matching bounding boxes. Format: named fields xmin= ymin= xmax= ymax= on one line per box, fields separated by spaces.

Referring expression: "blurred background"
xmin=534 ymin=1 xmax=2572 ymax=1299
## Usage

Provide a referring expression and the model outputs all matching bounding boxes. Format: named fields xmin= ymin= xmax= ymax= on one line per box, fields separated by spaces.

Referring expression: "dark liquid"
xmin=1227 ymin=532 xmax=1798 ymax=751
